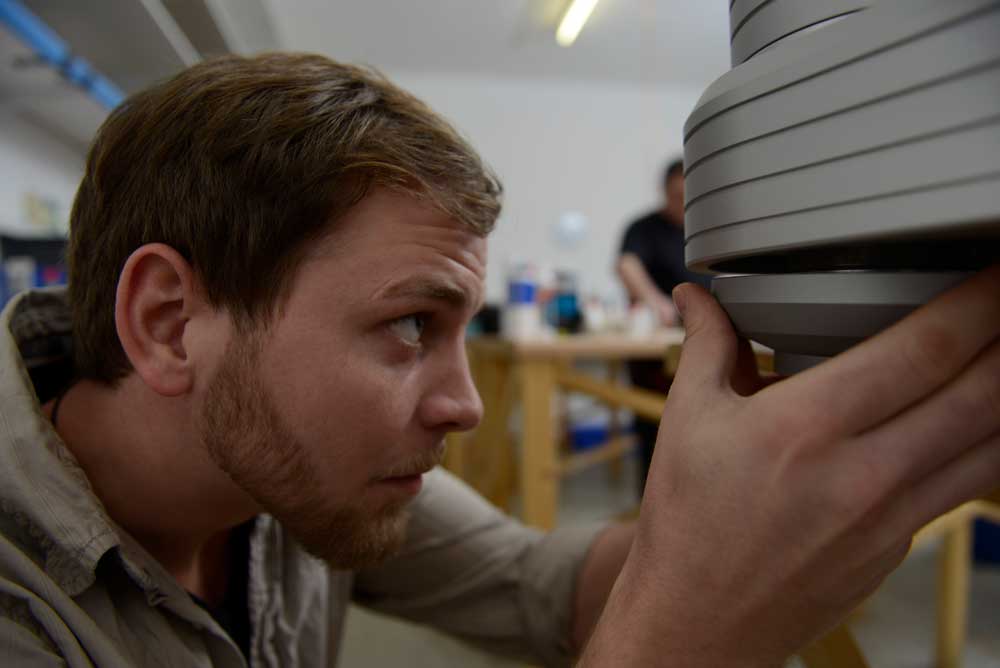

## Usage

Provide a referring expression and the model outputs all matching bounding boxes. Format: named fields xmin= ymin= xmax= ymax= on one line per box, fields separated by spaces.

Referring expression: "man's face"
xmin=198 ymin=189 xmax=486 ymax=568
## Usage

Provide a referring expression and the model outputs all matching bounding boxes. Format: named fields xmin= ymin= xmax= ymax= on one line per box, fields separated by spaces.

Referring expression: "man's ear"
xmin=115 ymin=243 xmax=207 ymax=396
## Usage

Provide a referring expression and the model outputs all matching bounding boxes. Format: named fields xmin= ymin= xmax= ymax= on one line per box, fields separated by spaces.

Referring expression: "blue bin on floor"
xmin=569 ymin=419 xmax=609 ymax=452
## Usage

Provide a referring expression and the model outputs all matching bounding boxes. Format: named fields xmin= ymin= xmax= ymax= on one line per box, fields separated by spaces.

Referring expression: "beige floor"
xmin=340 ymin=458 xmax=1000 ymax=667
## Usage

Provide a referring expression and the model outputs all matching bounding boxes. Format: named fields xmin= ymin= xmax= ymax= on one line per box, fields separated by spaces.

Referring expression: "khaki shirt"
xmin=0 ymin=289 xmax=602 ymax=667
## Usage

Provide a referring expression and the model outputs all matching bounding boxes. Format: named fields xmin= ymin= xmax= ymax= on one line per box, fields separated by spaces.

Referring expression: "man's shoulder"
xmin=620 ymin=211 xmax=670 ymax=256
xmin=0 ymin=592 xmax=65 ymax=664
xmin=406 ymin=467 xmax=506 ymax=526
xmin=0 ymin=511 xmax=49 ymax=571
xmin=0 ymin=516 xmax=93 ymax=664
xmin=623 ymin=210 xmax=674 ymax=241
xmin=626 ymin=210 xmax=663 ymax=230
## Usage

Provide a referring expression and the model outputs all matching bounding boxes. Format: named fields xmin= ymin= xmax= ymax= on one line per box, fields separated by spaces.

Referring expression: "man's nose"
xmin=419 ymin=353 xmax=484 ymax=433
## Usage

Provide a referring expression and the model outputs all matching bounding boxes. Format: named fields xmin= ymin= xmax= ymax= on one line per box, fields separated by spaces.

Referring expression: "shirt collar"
xmin=0 ymin=288 xmax=119 ymax=595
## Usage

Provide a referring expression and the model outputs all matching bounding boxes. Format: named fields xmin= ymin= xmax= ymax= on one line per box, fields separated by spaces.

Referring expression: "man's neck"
xmin=660 ymin=206 xmax=684 ymax=229
xmin=43 ymin=376 xmax=258 ymax=599
xmin=137 ymin=526 xmax=234 ymax=604
xmin=662 ymin=203 xmax=684 ymax=227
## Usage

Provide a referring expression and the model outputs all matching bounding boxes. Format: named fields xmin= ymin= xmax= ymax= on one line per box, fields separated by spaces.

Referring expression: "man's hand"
xmin=581 ymin=266 xmax=1000 ymax=666
xmin=618 ymin=254 xmax=679 ymax=327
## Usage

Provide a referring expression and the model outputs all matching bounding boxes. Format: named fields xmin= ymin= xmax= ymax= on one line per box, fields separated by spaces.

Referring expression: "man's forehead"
xmin=309 ymin=191 xmax=488 ymax=258
xmin=373 ymin=273 xmax=485 ymax=312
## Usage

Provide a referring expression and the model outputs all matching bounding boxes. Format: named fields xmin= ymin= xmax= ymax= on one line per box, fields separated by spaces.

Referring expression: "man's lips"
xmin=376 ymin=442 xmax=444 ymax=494
xmin=378 ymin=472 xmax=425 ymax=495
xmin=378 ymin=444 xmax=445 ymax=482
xmin=378 ymin=463 xmax=435 ymax=482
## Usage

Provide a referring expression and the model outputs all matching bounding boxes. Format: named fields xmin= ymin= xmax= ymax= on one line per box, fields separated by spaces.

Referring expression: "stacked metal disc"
xmin=684 ymin=0 xmax=1000 ymax=372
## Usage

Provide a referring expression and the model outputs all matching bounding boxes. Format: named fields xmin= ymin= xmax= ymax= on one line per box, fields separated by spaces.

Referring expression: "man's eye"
xmin=389 ymin=314 xmax=426 ymax=345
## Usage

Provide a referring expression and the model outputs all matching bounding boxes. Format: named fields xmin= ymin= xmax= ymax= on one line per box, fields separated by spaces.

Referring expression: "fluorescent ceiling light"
xmin=556 ymin=0 xmax=600 ymax=47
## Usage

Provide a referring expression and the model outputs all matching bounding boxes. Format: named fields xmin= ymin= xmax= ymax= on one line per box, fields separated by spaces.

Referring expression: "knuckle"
xmin=749 ymin=404 xmax=808 ymax=452
xmin=954 ymin=341 xmax=1000 ymax=423
xmin=899 ymin=322 xmax=960 ymax=387
xmin=824 ymin=489 xmax=871 ymax=535
xmin=831 ymin=451 xmax=892 ymax=521
xmin=768 ymin=405 xmax=838 ymax=451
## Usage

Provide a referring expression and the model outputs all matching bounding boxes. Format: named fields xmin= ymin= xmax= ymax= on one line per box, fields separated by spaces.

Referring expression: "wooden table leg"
xmin=520 ymin=358 xmax=558 ymax=529
xmin=463 ymin=351 xmax=516 ymax=509
xmin=491 ymin=359 xmax=517 ymax=510
xmin=799 ymin=624 xmax=869 ymax=668
xmin=937 ymin=516 xmax=971 ymax=668
xmin=444 ymin=348 xmax=479 ymax=482
xmin=605 ymin=360 xmax=625 ymax=484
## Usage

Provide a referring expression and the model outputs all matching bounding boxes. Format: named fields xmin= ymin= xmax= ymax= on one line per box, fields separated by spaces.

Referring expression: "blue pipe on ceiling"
xmin=0 ymin=0 xmax=124 ymax=109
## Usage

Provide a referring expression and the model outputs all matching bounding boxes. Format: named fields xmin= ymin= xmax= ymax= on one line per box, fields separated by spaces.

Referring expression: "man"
xmin=1 ymin=54 xmax=998 ymax=668
xmin=618 ymin=159 xmax=708 ymax=326
xmin=617 ymin=159 xmax=708 ymax=496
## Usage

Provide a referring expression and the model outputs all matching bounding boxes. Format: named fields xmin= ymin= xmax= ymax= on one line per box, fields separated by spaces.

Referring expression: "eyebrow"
xmin=376 ymin=278 xmax=478 ymax=311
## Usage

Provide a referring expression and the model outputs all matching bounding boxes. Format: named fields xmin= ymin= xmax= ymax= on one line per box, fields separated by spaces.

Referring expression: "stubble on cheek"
xmin=198 ymin=334 xmax=411 ymax=569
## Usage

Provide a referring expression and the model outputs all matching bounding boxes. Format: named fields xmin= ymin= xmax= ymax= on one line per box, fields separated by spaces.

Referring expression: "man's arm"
xmin=1 ymin=613 xmax=71 ymax=667
xmin=352 ymin=468 xmax=603 ymax=667
xmin=580 ymin=265 xmax=1000 ymax=666
xmin=617 ymin=254 xmax=678 ymax=326
xmin=570 ymin=522 xmax=635 ymax=652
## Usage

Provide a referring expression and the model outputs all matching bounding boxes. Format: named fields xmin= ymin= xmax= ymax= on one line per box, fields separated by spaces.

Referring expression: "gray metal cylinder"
xmin=712 ymin=271 xmax=970 ymax=373
xmin=685 ymin=0 xmax=1000 ymax=370
xmin=729 ymin=0 xmax=870 ymax=66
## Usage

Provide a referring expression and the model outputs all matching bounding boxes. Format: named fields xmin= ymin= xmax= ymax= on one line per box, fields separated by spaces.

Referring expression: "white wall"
xmin=0 ymin=70 xmax=706 ymax=301
xmin=389 ymin=71 xmax=704 ymax=302
xmin=0 ymin=113 xmax=84 ymax=237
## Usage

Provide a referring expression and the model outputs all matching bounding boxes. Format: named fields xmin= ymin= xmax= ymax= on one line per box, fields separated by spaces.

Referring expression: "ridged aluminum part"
xmin=686 ymin=0 xmax=1000 ymax=273
xmin=712 ymin=271 xmax=970 ymax=373
xmin=684 ymin=0 xmax=1000 ymax=370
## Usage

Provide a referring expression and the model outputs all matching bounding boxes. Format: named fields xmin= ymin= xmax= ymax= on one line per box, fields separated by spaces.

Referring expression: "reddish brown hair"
xmin=68 ymin=53 xmax=502 ymax=384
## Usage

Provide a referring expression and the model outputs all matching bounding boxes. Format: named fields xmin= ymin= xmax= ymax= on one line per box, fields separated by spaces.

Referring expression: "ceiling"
xmin=264 ymin=0 xmax=732 ymax=88
xmin=0 ymin=25 xmax=107 ymax=154
xmin=0 ymin=0 xmax=733 ymax=155
xmin=3 ymin=0 xmax=278 ymax=152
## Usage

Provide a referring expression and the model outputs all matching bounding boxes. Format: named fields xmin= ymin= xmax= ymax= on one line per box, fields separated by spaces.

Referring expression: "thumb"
xmin=673 ymin=283 xmax=741 ymax=391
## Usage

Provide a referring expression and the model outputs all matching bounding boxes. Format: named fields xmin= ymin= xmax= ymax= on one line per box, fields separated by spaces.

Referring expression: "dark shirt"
xmin=189 ymin=520 xmax=254 ymax=660
xmin=619 ymin=209 xmax=711 ymax=297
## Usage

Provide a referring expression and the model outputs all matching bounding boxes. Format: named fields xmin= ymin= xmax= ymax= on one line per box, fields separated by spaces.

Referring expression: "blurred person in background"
xmin=617 ymin=159 xmax=710 ymax=497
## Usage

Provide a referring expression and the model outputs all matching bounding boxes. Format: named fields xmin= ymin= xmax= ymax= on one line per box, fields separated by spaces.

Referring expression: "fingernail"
xmin=673 ymin=286 xmax=688 ymax=320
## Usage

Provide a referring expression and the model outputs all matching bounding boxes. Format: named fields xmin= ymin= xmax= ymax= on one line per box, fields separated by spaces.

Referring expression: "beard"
xmin=198 ymin=334 xmax=423 ymax=570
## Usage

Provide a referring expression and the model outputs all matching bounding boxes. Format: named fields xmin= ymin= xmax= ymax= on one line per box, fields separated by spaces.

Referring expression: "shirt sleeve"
xmin=0 ymin=617 xmax=69 ymax=668
xmin=351 ymin=468 xmax=605 ymax=667
xmin=619 ymin=219 xmax=653 ymax=268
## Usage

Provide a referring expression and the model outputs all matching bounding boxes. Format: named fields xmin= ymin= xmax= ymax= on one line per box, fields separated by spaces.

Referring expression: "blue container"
xmin=508 ymin=280 xmax=536 ymax=305
xmin=569 ymin=419 xmax=609 ymax=451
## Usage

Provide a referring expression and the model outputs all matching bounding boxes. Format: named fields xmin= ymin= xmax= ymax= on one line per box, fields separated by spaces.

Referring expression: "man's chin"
xmin=283 ymin=504 xmax=411 ymax=570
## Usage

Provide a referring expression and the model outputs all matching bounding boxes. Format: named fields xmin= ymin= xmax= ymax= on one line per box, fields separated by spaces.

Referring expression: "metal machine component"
xmin=684 ymin=0 xmax=1000 ymax=373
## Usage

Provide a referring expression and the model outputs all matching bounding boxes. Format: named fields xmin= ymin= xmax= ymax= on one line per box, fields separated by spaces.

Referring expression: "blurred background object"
xmin=0 ymin=0 xmax=733 ymax=307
